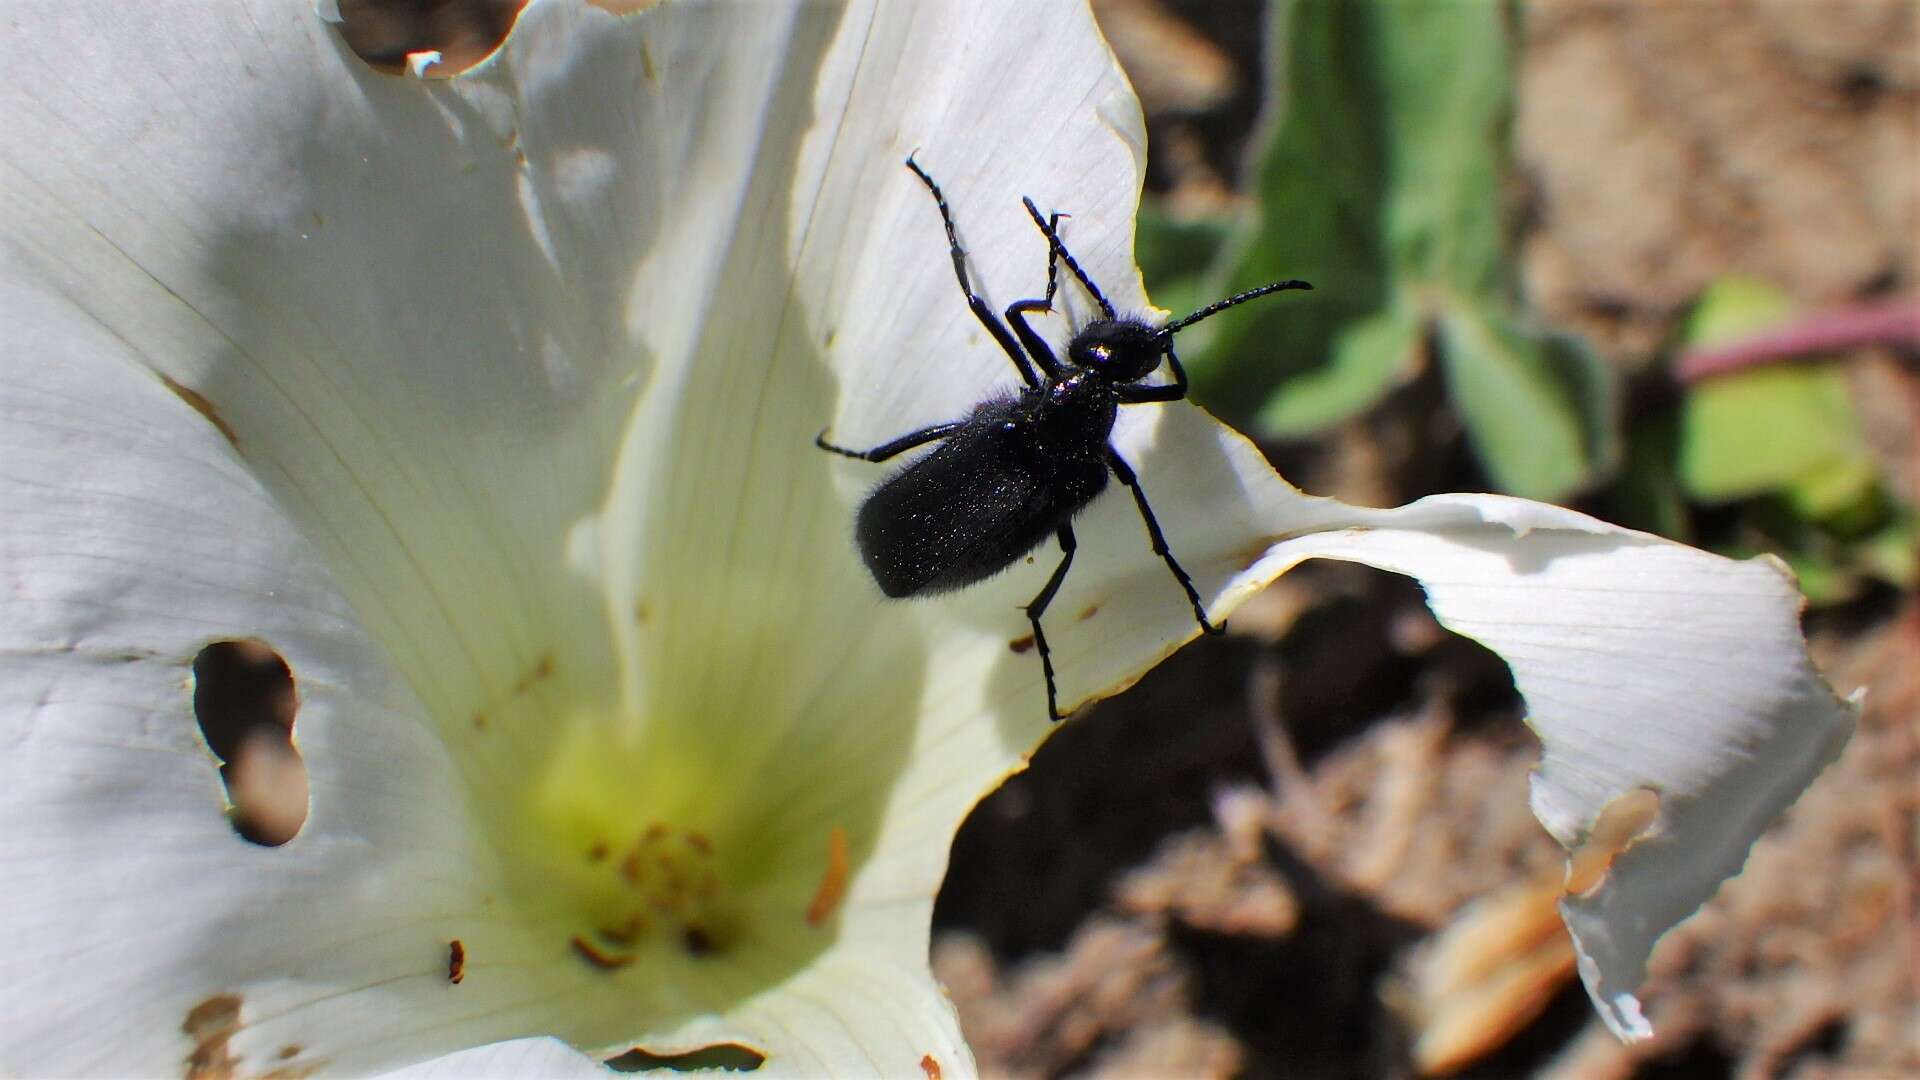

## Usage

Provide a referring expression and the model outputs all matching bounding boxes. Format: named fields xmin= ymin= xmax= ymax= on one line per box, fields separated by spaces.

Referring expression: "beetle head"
xmin=1069 ymin=319 xmax=1167 ymax=383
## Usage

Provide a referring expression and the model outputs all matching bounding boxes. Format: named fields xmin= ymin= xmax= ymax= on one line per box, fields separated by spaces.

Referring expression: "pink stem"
xmin=1674 ymin=295 xmax=1920 ymax=383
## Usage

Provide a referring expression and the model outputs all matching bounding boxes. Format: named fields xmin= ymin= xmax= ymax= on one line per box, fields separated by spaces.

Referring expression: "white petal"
xmin=599 ymin=0 xmax=1158 ymax=732
xmin=378 ymin=1038 xmax=605 ymax=1080
xmin=1 ymin=246 xmax=970 ymax=1080
xmin=4 ymin=0 xmax=1131 ymax=1074
xmin=3 ymin=0 xmax=770 ymax=770
xmin=577 ymin=1 xmax=1146 ymax=1071
xmin=637 ymin=931 xmax=974 ymax=1080
xmin=590 ymin=0 xmax=1157 ymax=918
xmin=1236 ymin=484 xmax=1855 ymax=1040
xmin=0 ymin=278 xmax=600 ymax=1073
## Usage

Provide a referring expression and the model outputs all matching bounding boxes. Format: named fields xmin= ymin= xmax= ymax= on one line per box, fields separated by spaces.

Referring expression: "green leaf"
xmin=1188 ymin=0 xmax=1519 ymax=438
xmin=1676 ymin=279 xmax=1876 ymax=519
xmin=1679 ymin=274 xmax=1793 ymax=348
xmin=1781 ymin=547 xmax=1856 ymax=607
xmin=1258 ymin=301 xmax=1421 ymax=435
xmin=1670 ymin=277 xmax=1911 ymax=599
xmin=1608 ymin=413 xmax=1691 ymax=542
xmin=1184 ymin=0 xmax=1397 ymax=422
xmin=1135 ymin=201 xmax=1234 ymax=324
xmin=1437 ymin=301 xmax=1596 ymax=501
xmin=1860 ymin=513 xmax=1917 ymax=588
xmin=1375 ymin=0 xmax=1510 ymax=294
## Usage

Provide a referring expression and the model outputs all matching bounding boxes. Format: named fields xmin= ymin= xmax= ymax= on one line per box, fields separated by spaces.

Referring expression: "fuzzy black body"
xmin=856 ymin=373 xmax=1116 ymax=597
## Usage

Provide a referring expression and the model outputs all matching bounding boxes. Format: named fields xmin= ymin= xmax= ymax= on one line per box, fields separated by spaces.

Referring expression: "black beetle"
xmin=819 ymin=157 xmax=1309 ymax=721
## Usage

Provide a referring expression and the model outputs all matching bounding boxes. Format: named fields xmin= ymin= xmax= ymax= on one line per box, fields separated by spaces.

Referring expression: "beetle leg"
xmin=1001 ymin=209 xmax=1071 ymax=378
xmin=1021 ymin=196 xmax=1116 ymax=320
xmin=1041 ymin=212 xmax=1066 ymax=306
xmin=1025 ymin=524 xmax=1078 ymax=722
xmin=1106 ymin=450 xmax=1224 ymax=635
xmin=1116 ymin=343 xmax=1192 ymax=403
xmin=815 ymin=422 xmax=962 ymax=463
xmin=1006 ymin=299 xmax=1066 ymax=379
xmin=905 ymin=156 xmax=1043 ymax=389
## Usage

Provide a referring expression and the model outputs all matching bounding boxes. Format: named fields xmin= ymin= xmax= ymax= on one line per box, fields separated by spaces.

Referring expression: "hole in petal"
xmin=603 ymin=1044 xmax=765 ymax=1073
xmin=330 ymin=0 xmax=529 ymax=78
xmin=1564 ymin=787 xmax=1663 ymax=896
xmin=191 ymin=640 xmax=308 ymax=846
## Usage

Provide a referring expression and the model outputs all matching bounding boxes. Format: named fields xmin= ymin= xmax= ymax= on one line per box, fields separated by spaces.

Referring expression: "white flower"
xmin=0 ymin=1 xmax=1854 ymax=1076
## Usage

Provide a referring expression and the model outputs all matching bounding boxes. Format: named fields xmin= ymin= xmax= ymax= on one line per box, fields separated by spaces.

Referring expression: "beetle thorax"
xmin=1022 ymin=371 xmax=1118 ymax=456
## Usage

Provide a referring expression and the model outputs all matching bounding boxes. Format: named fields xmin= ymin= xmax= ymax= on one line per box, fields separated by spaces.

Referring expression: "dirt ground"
xmin=930 ymin=3 xmax=1918 ymax=1079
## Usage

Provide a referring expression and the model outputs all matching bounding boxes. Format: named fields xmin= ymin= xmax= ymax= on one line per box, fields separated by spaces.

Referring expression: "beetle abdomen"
xmin=854 ymin=416 xmax=1108 ymax=598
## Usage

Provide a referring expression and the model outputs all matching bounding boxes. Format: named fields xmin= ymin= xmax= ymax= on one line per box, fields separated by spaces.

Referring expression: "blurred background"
xmin=330 ymin=1 xmax=1917 ymax=1076
xmin=934 ymin=3 xmax=1915 ymax=1078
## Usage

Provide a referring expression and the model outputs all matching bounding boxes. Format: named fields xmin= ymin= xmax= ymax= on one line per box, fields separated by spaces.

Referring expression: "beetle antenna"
xmin=1022 ymin=196 xmax=1116 ymax=320
xmin=1160 ymin=279 xmax=1313 ymax=337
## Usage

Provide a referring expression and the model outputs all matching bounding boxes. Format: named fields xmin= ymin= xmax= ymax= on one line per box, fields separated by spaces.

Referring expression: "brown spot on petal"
xmin=183 ymin=994 xmax=242 ymax=1080
xmin=1009 ymin=634 xmax=1036 ymax=654
xmin=1565 ymin=787 xmax=1664 ymax=896
xmin=159 ymin=374 xmax=238 ymax=448
xmin=447 ymin=939 xmax=466 ymax=985
xmin=1078 ymin=604 xmax=1100 ymax=621
xmin=571 ymin=935 xmax=635 ymax=971
xmin=276 ymin=1046 xmax=301 ymax=1061
xmin=920 ymin=1054 xmax=943 ymax=1080
xmin=511 ymin=652 xmax=556 ymax=695
xmin=638 ymin=36 xmax=657 ymax=83
xmin=806 ymin=826 xmax=851 ymax=928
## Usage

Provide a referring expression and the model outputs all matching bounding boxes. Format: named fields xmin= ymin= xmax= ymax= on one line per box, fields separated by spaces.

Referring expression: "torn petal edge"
xmin=1232 ymin=492 xmax=1859 ymax=1044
